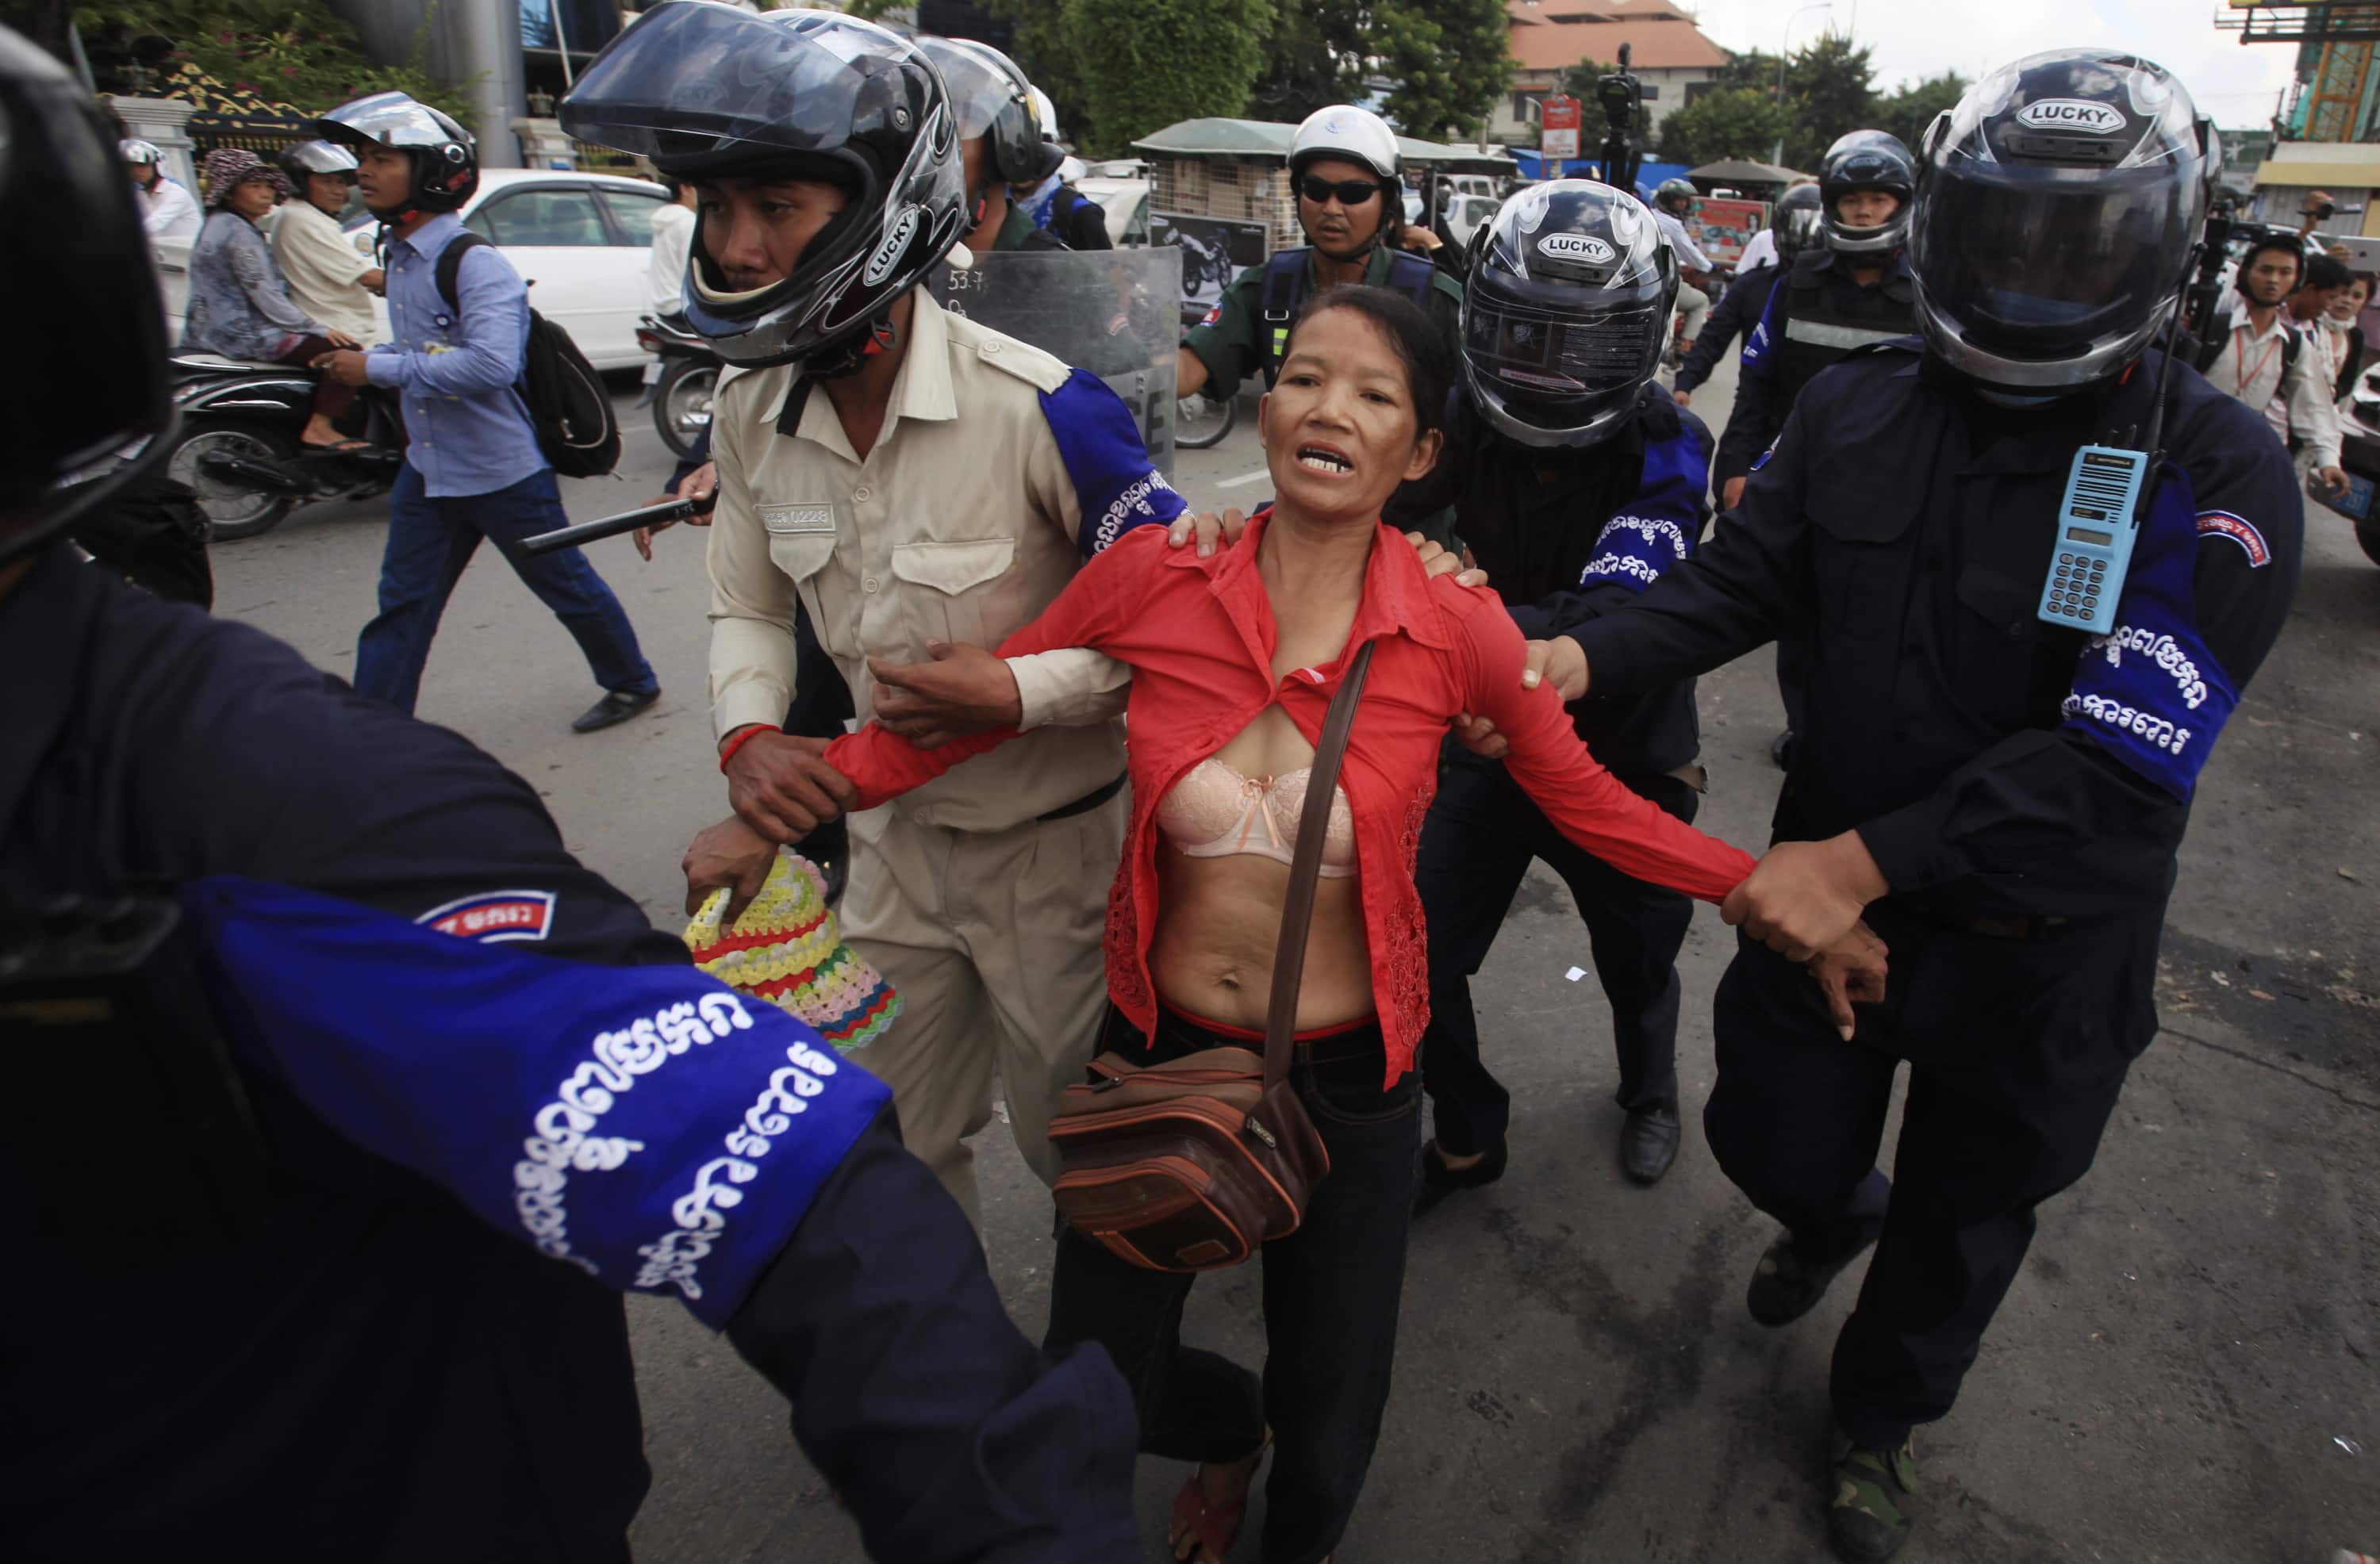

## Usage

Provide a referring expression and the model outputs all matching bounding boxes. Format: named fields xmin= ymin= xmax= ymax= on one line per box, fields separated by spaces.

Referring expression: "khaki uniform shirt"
xmin=708 ymin=288 xmax=1182 ymax=834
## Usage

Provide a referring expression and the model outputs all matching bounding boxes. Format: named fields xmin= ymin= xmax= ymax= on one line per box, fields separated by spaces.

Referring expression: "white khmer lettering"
xmin=513 ymin=991 xmax=754 ymax=1275
xmin=2088 ymin=622 xmax=2210 ymax=711
xmin=1094 ymin=472 xmax=1178 ymax=551
xmin=632 ymin=1037 xmax=844 ymax=1300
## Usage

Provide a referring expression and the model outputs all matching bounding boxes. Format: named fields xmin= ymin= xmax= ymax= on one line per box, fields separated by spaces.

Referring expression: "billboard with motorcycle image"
xmin=1151 ymin=212 xmax=1269 ymax=316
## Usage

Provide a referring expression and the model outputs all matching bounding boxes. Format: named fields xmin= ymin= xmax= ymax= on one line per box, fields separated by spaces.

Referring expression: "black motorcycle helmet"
xmin=1460 ymin=179 xmax=1677 ymax=449
xmin=1910 ymin=48 xmax=2215 ymax=392
xmin=1818 ymin=130 xmax=1916 ymax=254
xmin=0 ymin=23 xmax=174 ymax=569
xmin=1771 ymin=182 xmax=1825 ymax=268
xmin=559 ymin=3 xmax=966 ymax=370
xmin=915 ymin=37 xmax=1043 ymax=187
xmin=1654 ymin=177 xmax=1697 ymax=217
xmin=313 ymin=91 xmax=478 ymax=220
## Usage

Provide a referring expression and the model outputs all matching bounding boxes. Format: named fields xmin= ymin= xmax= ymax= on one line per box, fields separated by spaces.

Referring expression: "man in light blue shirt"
xmin=309 ymin=94 xmax=657 ymax=731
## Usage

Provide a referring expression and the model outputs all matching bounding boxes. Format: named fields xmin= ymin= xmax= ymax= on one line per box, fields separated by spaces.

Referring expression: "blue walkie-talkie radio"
xmin=2037 ymin=444 xmax=2150 ymax=631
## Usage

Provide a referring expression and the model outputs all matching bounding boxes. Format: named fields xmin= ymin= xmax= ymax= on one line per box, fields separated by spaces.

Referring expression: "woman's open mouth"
xmin=1295 ymin=443 xmax=1354 ymax=477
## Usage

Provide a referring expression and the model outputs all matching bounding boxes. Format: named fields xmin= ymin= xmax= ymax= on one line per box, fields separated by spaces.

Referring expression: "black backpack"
xmin=434 ymin=232 xmax=620 ymax=479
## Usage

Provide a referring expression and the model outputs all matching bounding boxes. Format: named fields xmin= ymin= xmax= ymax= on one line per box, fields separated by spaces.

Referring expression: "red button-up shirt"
xmin=826 ymin=518 xmax=1757 ymax=1083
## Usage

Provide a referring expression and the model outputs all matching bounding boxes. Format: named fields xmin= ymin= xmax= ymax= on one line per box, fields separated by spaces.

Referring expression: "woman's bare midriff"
xmin=1148 ymin=844 xmax=1376 ymax=1033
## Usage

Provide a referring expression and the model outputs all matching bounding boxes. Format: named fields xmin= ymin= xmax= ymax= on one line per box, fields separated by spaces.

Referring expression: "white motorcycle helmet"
xmin=2346 ymin=362 xmax=2380 ymax=441
xmin=1288 ymin=105 xmax=1403 ymax=254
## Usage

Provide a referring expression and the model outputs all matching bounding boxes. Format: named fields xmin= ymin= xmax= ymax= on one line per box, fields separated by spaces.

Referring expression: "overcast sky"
xmin=1678 ymin=0 xmax=2299 ymax=129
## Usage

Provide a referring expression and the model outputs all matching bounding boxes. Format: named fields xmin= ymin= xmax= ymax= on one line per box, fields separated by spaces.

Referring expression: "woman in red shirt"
xmin=822 ymin=286 xmax=1881 ymax=1564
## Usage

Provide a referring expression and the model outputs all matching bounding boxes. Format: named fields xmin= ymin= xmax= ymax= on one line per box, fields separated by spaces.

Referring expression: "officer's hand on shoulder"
xmin=1518 ymin=635 xmax=1589 ymax=703
xmin=1721 ymin=832 xmax=1889 ymax=963
xmin=867 ymin=641 xmax=1021 ymax=749
xmin=723 ymin=729 xmax=858 ymax=844
xmin=1407 ymin=531 xmax=1489 ymax=589
xmin=683 ymin=812 xmax=778 ymax=921
xmin=1165 ymin=508 xmax=1247 ymax=558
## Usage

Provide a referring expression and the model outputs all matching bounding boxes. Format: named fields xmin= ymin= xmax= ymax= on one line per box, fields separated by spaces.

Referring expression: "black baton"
xmin=520 ymin=489 xmax=718 ymax=556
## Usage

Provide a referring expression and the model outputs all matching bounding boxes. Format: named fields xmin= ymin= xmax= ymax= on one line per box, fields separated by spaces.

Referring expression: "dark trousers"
xmin=1043 ymin=1006 xmax=1422 ymax=1564
xmin=1775 ymin=638 xmax=1809 ymax=737
xmin=1415 ymin=754 xmax=1697 ymax=1155
xmin=275 ymin=332 xmax=358 ymax=424
xmin=355 ymin=464 xmax=657 ymax=717
xmin=1704 ymin=906 xmax=2160 ymax=1447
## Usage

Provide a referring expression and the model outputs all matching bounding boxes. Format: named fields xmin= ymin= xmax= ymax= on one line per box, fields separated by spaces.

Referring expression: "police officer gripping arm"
xmin=1519 ymin=52 xmax=2299 ymax=1563
xmin=1387 ymin=182 xmax=1727 ymax=1204
xmin=0 ymin=29 xmax=1135 ymax=1560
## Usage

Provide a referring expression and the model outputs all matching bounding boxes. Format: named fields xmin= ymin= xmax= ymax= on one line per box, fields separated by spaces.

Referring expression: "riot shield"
xmin=927 ymin=246 xmax=1184 ymax=473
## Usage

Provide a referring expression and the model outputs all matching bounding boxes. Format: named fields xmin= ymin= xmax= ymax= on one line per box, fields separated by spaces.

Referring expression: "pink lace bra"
xmin=1154 ymin=757 xmax=1357 ymax=877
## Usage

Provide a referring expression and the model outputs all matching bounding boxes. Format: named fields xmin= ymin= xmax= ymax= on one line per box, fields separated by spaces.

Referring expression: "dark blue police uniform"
xmin=0 ymin=544 xmax=1135 ymax=1562
xmin=1716 ymin=249 xmax=1918 ymax=489
xmin=1388 ymin=382 xmax=1714 ymax=1152
xmin=1672 ymin=260 xmax=1779 ymax=398
xmin=1553 ymin=344 xmax=2301 ymax=1445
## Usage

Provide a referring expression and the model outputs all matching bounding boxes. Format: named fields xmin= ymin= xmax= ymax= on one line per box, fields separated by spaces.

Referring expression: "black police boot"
xmin=1412 ymin=1139 xmax=1507 ymax=1217
xmin=1748 ymin=1227 xmax=1878 ymax=1328
xmin=1621 ymin=1101 xmax=1681 ymax=1185
xmin=571 ymin=687 xmax=659 ymax=734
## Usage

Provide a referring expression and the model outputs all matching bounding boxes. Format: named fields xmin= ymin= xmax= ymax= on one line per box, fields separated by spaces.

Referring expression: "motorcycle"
xmin=159 ymin=354 xmax=402 ymax=541
xmin=637 ymin=313 xmax=720 ymax=462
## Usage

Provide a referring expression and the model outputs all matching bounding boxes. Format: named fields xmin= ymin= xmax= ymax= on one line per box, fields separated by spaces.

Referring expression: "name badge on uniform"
xmin=759 ymin=503 xmax=836 ymax=535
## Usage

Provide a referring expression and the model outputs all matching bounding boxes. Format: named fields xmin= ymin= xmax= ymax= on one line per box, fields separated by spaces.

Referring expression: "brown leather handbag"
xmin=1047 ymin=642 xmax=1376 ymax=1272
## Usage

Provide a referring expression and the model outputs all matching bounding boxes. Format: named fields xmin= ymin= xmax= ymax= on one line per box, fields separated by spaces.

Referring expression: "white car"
xmin=1075 ymin=175 xmax=1150 ymax=247
xmin=148 ymin=167 xmax=673 ymax=371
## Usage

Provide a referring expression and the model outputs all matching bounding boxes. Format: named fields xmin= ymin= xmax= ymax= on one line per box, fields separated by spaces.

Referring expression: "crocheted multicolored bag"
xmin=682 ymin=850 xmax=899 ymax=1052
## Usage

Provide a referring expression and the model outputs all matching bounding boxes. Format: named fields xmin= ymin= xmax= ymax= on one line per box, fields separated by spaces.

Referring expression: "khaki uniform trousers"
xmin=839 ymin=790 xmax=1124 ymax=1225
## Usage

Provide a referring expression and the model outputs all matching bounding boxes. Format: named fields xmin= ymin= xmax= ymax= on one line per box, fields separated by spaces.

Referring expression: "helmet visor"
xmin=1463 ymin=297 xmax=1664 ymax=399
xmin=318 ymin=91 xmax=459 ymax=150
xmin=1914 ymin=169 xmax=2194 ymax=360
xmin=915 ymin=40 xmax=1015 ymax=142
xmin=561 ymin=3 xmax=916 ymax=161
xmin=283 ymin=139 xmax=359 ymax=174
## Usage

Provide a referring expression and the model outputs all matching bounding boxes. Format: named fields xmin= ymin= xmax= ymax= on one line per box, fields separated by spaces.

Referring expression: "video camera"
xmin=1595 ymin=44 xmax=1645 ymax=197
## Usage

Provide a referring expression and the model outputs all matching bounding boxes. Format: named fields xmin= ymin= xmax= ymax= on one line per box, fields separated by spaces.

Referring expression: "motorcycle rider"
xmin=121 ymin=135 xmax=198 ymax=236
xmin=1650 ymin=176 xmax=1715 ymax=356
xmin=1391 ymin=182 xmax=1726 ymax=1200
xmin=1526 ymin=52 xmax=2298 ymax=1561
xmin=1175 ymin=103 xmax=1461 ymax=404
xmin=1673 ymin=181 xmax=1821 ymax=407
xmin=271 ymin=138 xmax=385 ymax=347
xmin=0 ymin=25 xmax=1138 ymax=1561
xmin=1715 ymin=129 xmax=1920 ymax=506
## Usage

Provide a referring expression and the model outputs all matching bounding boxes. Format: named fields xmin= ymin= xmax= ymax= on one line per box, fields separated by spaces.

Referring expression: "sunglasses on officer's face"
xmin=1299 ymin=175 xmax=1384 ymax=208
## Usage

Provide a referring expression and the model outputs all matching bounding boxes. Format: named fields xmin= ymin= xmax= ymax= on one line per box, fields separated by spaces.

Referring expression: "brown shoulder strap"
xmin=1261 ymin=639 xmax=1376 ymax=1091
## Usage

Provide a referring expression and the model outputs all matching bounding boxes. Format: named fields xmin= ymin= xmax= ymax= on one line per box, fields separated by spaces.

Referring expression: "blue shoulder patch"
xmin=1579 ymin=420 xmax=1708 ymax=592
xmin=2059 ymin=468 xmax=2239 ymax=800
xmin=182 ymin=876 xmax=890 ymax=1330
xmin=1038 ymin=367 xmax=1187 ymax=556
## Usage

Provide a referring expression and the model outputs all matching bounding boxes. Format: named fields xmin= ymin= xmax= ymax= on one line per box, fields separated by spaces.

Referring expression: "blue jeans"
xmin=355 ymin=464 xmax=657 ymax=716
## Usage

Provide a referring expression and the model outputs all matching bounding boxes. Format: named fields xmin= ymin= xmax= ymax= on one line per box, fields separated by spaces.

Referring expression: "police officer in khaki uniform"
xmin=563 ymin=6 xmax=1187 ymax=1219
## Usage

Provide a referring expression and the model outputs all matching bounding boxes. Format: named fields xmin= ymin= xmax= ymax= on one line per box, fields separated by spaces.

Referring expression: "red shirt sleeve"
xmin=1449 ymin=585 xmax=1757 ymax=903
xmin=822 ymin=526 xmax=1166 ymax=810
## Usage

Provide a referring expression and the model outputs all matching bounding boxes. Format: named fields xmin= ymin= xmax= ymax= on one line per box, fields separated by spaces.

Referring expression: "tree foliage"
xmin=1655 ymin=86 xmax=1787 ymax=167
xmin=1243 ymin=0 xmax=1370 ymax=125
xmin=1874 ymin=70 xmax=1966 ymax=159
xmin=977 ymin=0 xmax=1089 ymax=144
xmin=1377 ymin=0 xmax=1514 ymax=143
xmin=1776 ymin=33 xmax=1876 ymax=168
xmin=70 ymin=0 xmax=475 ymax=119
xmin=1061 ymin=0 xmax=1273 ymax=157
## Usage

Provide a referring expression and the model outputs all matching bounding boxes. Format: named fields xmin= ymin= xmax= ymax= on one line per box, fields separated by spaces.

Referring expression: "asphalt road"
xmin=206 ymin=353 xmax=2380 ymax=1564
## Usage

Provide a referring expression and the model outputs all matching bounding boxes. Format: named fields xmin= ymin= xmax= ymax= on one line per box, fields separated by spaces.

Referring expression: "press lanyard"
xmin=2232 ymin=323 xmax=2284 ymax=397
